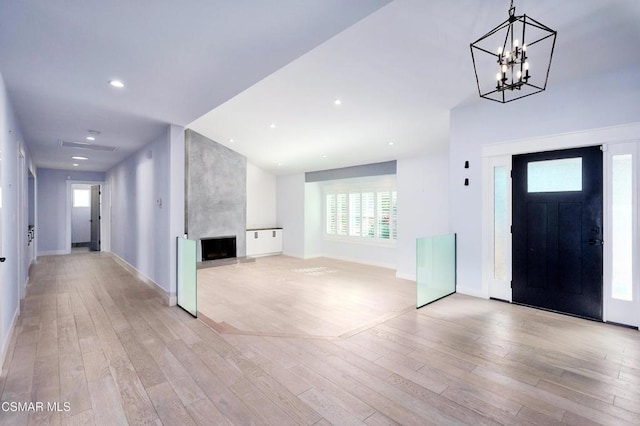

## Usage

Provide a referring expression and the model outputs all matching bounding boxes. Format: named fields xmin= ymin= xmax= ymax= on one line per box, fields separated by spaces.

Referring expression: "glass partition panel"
xmin=177 ymin=237 xmax=197 ymax=317
xmin=416 ymin=234 xmax=456 ymax=308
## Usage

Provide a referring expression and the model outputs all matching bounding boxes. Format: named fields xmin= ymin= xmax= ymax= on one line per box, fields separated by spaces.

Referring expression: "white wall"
xmin=314 ymin=175 xmax=398 ymax=268
xmin=71 ymin=184 xmax=91 ymax=243
xmin=276 ymin=173 xmax=306 ymax=258
xmin=1 ymin=72 xmax=36 ymax=370
xmin=282 ymin=171 xmax=438 ymax=271
xmin=168 ymin=124 xmax=185 ymax=303
xmin=449 ymin=65 xmax=640 ymax=297
xmin=36 ymin=168 xmax=105 ymax=255
xmin=247 ymin=162 xmax=277 ymax=229
xmin=396 ymin=153 xmax=450 ymax=280
xmin=304 ymin=182 xmax=323 ymax=258
xmin=107 ymin=126 xmax=172 ymax=295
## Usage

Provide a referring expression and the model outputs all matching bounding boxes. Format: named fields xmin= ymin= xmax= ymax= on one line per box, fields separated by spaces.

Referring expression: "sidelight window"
xmin=494 ymin=166 xmax=508 ymax=280
xmin=611 ymin=154 xmax=633 ymax=301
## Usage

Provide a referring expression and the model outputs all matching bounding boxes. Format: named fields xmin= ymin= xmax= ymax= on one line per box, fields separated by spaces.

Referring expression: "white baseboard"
xmin=395 ymin=272 xmax=416 ymax=281
xmin=1 ymin=307 xmax=20 ymax=375
xmin=37 ymin=249 xmax=70 ymax=256
xmin=317 ymin=254 xmax=396 ymax=270
xmin=248 ymin=251 xmax=283 ymax=258
xmin=111 ymin=253 xmax=176 ymax=306
xmin=456 ymin=285 xmax=489 ymax=299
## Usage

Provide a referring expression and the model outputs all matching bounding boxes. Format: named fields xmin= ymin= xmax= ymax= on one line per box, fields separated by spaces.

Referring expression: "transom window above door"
xmin=527 ymin=157 xmax=583 ymax=193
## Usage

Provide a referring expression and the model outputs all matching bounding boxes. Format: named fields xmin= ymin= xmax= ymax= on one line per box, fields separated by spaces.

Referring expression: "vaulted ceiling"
xmin=2 ymin=1 xmax=639 ymax=174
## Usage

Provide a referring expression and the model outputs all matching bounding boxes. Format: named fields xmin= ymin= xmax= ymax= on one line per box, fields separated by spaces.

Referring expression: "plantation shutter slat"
xmin=349 ymin=193 xmax=361 ymax=236
xmin=337 ymin=193 xmax=348 ymax=235
xmin=377 ymin=191 xmax=391 ymax=239
xmin=326 ymin=194 xmax=337 ymax=234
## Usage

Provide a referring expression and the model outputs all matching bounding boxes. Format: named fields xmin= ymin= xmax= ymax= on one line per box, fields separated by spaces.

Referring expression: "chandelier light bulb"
xmin=522 ymin=43 xmax=527 ymax=51
xmin=514 ymin=39 xmax=519 ymax=48
xmin=502 ymin=65 xmax=508 ymax=73
xmin=524 ymin=62 xmax=530 ymax=70
xmin=496 ymin=72 xmax=502 ymax=81
xmin=497 ymin=46 xmax=503 ymax=55
xmin=517 ymin=70 xmax=522 ymax=79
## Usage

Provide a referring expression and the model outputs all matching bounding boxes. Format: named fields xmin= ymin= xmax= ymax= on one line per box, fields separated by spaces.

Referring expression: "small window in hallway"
xmin=73 ymin=188 xmax=90 ymax=207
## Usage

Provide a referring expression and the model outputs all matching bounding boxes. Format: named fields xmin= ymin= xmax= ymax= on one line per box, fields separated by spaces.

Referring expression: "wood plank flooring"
xmin=0 ymin=252 xmax=639 ymax=425
xmin=197 ymin=256 xmax=416 ymax=338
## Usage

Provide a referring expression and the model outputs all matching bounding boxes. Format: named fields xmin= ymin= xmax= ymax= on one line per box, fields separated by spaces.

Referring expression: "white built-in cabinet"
xmin=246 ymin=228 xmax=283 ymax=257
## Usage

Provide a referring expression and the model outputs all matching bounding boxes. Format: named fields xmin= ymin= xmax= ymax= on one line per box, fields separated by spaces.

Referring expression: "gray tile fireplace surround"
xmin=185 ymin=129 xmax=247 ymax=262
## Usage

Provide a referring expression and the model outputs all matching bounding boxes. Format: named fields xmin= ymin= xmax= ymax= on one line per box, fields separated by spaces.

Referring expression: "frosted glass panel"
xmin=177 ymin=237 xmax=197 ymax=316
xmin=416 ymin=234 xmax=456 ymax=308
xmin=612 ymin=154 xmax=633 ymax=301
xmin=494 ymin=167 xmax=508 ymax=280
xmin=528 ymin=158 xmax=582 ymax=193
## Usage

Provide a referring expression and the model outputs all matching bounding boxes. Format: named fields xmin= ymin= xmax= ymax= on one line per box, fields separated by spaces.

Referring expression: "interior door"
xmin=512 ymin=146 xmax=603 ymax=320
xmin=90 ymin=185 xmax=100 ymax=251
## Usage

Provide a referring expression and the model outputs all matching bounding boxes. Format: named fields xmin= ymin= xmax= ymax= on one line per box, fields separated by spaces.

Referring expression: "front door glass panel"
xmin=527 ymin=158 xmax=582 ymax=193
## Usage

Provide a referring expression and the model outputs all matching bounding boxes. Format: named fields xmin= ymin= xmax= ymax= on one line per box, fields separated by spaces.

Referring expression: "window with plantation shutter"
xmin=377 ymin=191 xmax=392 ymax=239
xmin=362 ymin=192 xmax=375 ymax=238
xmin=391 ymin=191 xmax=398 ymax=240
xmin=324 ymin=184 xmax=397 ymax=244
xmin=326 ymin=194 xmax=336 ymax=234
xmin=337 ymin=193 xmax=348 ymax=235
xmin=349 ymin=193 xmax=361 ymax=236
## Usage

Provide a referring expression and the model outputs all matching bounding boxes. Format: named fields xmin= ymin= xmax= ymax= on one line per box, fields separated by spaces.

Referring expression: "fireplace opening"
xmin=201 ymin=236 xmax=236 ymax=261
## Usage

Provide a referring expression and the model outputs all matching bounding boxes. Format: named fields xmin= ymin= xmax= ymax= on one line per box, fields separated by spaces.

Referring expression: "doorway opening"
xmin=70 ymin=184 xmax=101 ymax=252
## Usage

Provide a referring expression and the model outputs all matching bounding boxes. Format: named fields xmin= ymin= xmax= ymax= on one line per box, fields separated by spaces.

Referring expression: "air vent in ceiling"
xmin=58 ymin=140 xmax=118 ymax=152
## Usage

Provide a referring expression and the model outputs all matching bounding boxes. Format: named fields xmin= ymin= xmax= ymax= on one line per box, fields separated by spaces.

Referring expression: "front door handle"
xmin=0 ymin=257 xmax=5 ymax=262
xmin=587 ymin=239 xmax=603 ymax=246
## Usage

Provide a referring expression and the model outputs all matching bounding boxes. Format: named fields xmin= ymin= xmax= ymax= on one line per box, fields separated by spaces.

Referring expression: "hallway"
xmin=1 ymin=253 xmax=639 ymax=425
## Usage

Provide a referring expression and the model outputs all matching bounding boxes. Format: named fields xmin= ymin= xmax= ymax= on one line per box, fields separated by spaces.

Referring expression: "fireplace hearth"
xmin=201 ymin=236 xmax=236 ymax=261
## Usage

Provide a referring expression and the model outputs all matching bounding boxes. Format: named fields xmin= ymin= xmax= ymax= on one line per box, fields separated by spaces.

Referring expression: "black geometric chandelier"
xmin=470 ymin=0 xmax=557 ymax=103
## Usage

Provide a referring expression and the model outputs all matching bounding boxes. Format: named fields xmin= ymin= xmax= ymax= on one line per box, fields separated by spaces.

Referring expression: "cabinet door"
xmin=272 ymin=229 xmax=283 ymax=253
xmin=246 ymin=231 xmax=259 ymax=256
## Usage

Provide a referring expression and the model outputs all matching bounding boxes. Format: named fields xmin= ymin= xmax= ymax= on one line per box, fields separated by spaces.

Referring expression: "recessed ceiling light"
xmin=72 ymin=163 xmax=79 ymax=167
xmin=334 ymin=99 xmax=342 ymax=105
xmin=86 ymin=136 xmax=96 ymax=141
xmin=277 ymin=162 xmax=283 ymax=167
xmin=109 ymin=80 xmax=125 ymax=88
xmin=229 ymin=138 xmax=235 ymax=143
xmin=388 ymin=142 xmax=395 ymax=146
xmin=72 ymin=156 xmax=88 ymax=160
xmin=269 ymin=123 xmax=276 ymax=129
xmin=322 ymin=154 xmax=327 ymax=158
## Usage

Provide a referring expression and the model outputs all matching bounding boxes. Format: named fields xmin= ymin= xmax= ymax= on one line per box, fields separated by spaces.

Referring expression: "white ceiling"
xmin=0 ymin=0 xmax=390 ymax=171
xmin=189 ymin=0 xmax=640 ymax=175
xmin=2 ymin=1 xmax=640 ymax=175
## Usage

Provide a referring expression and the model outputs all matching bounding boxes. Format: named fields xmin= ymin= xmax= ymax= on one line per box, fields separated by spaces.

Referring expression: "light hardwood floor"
xmin=1 ymin=252 xmax=639 ymax=425
xmin=197 ymin=256 xmax=416 ymax=338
